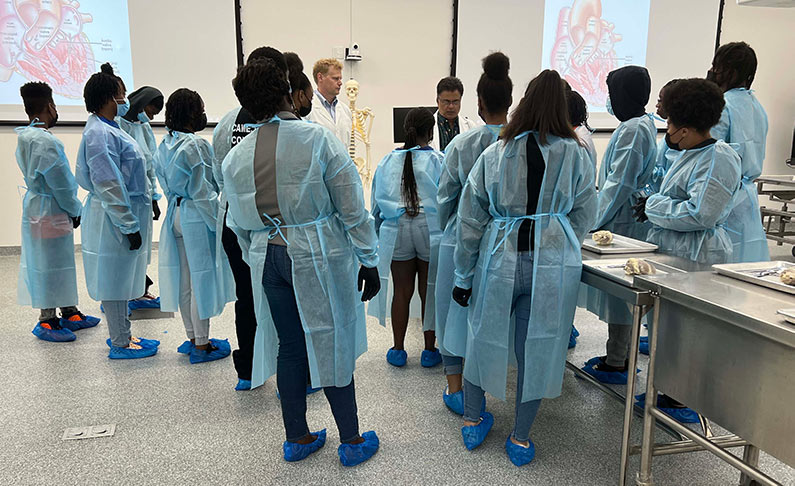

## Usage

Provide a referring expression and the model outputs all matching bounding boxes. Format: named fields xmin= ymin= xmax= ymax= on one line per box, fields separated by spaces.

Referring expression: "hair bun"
xmin=100 ymin=62 xmax=115 ymax=75
xmin=483 ymin=52 xmax=510 ymax=81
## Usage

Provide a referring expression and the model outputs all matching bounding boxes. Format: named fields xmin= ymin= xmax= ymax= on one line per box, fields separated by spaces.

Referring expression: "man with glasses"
xmin=431 ymin=77 xmax=480 ymax=152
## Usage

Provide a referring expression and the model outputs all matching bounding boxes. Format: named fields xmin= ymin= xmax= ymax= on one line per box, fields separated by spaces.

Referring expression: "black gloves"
xmin=127 ymin=231 xmax=142 ymax=250
xmin=152 ymin=199 xmax=161 ymax=220
xmin=632 ymin=196 xmax=648 ymax=223
xmin=452 ymin=286 xmax=472 ymax=307
xmin=71 ymin=216 xmax=80 ymax=229
xmin=358 ymin=265 xmax=381 ymax=302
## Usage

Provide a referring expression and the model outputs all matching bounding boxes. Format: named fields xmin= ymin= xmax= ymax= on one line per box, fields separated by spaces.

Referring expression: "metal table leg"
xmin=636 ymin=295 xmax=661 ymax=486
xmin=740 ymin=445 xmax=761 ymax=486
xmin=619 ymin=304 xmax=643 ymax=485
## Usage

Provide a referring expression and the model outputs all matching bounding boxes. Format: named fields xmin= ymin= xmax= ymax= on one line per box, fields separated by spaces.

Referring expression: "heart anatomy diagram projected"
xmin=0 ymin=0 xmax=132 ymax=104
xmin=542 ymin=0 xmax=650 ymax=110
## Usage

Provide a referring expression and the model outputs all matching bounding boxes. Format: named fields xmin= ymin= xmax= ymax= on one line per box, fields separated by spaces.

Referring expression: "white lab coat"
xmin=307 ymin=92 xmax=353 ymax=146
xmin=430 ymin=111 xmax=481 ymax=151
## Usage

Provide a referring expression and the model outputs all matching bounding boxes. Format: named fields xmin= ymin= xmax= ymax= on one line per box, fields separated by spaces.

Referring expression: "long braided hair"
xmin=401 ymin=108 xmax=435 ymax=217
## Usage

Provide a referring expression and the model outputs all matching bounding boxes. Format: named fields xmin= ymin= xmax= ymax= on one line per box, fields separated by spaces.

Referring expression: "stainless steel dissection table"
xmin=634 ymin=271 xmax=795 ymax=486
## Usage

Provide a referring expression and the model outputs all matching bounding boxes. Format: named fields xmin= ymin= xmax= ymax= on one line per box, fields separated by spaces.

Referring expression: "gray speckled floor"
xmin=1 ymin=243 xmax=793 ymax=486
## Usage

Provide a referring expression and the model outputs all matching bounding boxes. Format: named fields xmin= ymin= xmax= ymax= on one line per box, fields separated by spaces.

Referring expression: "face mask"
xmin=706 ymin=69 xmax=717 ymax=83
xmin=116 ymin=98 xmax=130 ymax=117
xmin=49 ymin=103 xmax=58 ymax=127
xmin=137 ymin=111 xmax=151 ymax=123
xmin=298 ymin=100 xmax=312 ymax=118
xmin=606 ymin=95 xmax=614 ymax=116
xmin=195 ymin=113 xmax=208 ymax=132
xmin=665 ymin=127 xmax=685 ymax=151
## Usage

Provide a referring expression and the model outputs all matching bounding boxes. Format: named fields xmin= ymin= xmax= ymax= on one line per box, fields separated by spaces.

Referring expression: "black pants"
xmin=222 ymin=217 xmax=258 ymax=380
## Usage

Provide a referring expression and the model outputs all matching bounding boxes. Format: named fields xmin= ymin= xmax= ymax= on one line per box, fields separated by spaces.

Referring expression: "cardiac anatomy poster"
xmin=0 ymin=0 xmax=133 ymax=106
xmin=542 ymin=0 xmax=651 ymax=111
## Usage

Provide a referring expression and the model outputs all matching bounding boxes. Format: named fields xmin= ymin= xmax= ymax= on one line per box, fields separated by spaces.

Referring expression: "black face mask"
xmin=665 ymin=128 xmax=685 ymax=151
xmin=195 ymin=113 xmax=208 ymax=132
xmin=298 ymin=100 xmax=312 ymax=118
xmin=49 ymin=104 xmax=58 ymax=127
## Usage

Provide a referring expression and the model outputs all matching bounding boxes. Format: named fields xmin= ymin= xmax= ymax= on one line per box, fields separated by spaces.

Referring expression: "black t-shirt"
xmin=230 ymin=107 xmax=258 ymax=148
xmin=517 ymin=134 xmax=546 ymax=252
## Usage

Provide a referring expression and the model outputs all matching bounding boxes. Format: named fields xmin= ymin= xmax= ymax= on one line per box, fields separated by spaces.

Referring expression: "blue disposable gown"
xmin=222 ymin=117 xmax=379 ymax=389
xmin=711 ymin=88 xmax=770 ymax=263
xmin=16 ymin=124 xmax=82 ymax=309
xmin=210 ymin=107 xmax=242 ymax=265
xmin=75 ymin=114 xmax=152 ymax=301
xmin=646 ymin=141 xmax=742 ymax=264
xmin=368 ymin=147 xmax=443 ymax=331
xmin=436 ymin=124 xmax=501 ymax=357
xmin=595 ymin=113 xmax=657 ymax=239
xmin=118 ymin=117 xmax=161 ymax=201
xmin=154 ymin=131 xmax=235 ymax=319
xmin=649 ymin=137 xmax=669 ymax=193
xmin=454 ymin=132 xmax=596 ymax=402
xmin=586 ymin=114 xmax=657 ymax=325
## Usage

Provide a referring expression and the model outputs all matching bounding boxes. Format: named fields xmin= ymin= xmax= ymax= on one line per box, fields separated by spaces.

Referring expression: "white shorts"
xmin=392 ymin=212 xmax=430 ymax=262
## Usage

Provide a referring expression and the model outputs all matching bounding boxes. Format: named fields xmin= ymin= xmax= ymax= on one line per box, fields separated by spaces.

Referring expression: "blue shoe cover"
xmin=106 ymin=337 xmax=160 ymax=349
xmin=338 ymin=431 xmax=379 ymax=467
xmin=60 ymin=314 xmax=100 ymax=331
xmin=639 ymin=336 xmax=649 ymax=355
xmin=582 ymin=356 xmax=629 ymax=385
xmin=386 ymin=348 xmax=407 ymax=367
xmin=505 ymin=435 xmax=536 ymax=467
xmin=108 ymin=345 xmax=157 ymax=359
xmin=568 ymin=325 xmax=580 ymax=349
xmin=32 ymin=322 xmax=76 ymax=342
xmin=443 ymin=388 xmax=465 ymax=415
xmin=128 ymin=296 xmax=161 ymax=310
xmin=462 ymin=412 xmax=494 ymax=450
xmin=635 ymin=394 xmax=699 ymax=424
xmin=421 ymin=348 xmax=442 ymax=368
xmin=177 ymin=341 xmax=194 ymax=354
xmin=283 ymin=429 xmax=327 ymax=462
xmin=235 ymin=379 xmax=252 ymax=391
xmin=443 ymin=387 xmax=486 ymax=416
xmin=209 ymin=338 xmax=231 ymax=353
xmin=307 ymin=386 xmax=322 ymax=395
xmin=189 ymin=343 xmax=232 ymax=364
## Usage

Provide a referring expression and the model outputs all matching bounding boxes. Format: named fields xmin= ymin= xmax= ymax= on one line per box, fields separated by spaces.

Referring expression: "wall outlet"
xmin=332 ymin=46 xmax=345 ymax=60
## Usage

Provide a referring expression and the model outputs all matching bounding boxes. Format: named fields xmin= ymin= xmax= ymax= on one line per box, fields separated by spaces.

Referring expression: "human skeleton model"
xmin=345 ymin=79 xmax=374 ymax=185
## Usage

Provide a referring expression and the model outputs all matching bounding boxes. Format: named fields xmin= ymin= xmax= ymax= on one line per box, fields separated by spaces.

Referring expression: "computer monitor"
xmin=392 ymin=106 xmax=438 ymax=144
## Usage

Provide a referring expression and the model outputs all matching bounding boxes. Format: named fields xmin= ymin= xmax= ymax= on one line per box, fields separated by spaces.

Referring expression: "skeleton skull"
xmin=345 ymin=79 xmax=360 ymax=103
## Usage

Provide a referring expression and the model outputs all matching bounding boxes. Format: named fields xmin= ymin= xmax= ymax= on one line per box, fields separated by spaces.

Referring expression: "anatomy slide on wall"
xmin=541 ymin=0 xmax=651 ymax=112
xmin=0 ymin=0 xmax=133 ymax=108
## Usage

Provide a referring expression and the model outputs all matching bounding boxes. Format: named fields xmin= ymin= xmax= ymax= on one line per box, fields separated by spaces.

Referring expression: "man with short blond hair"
xmin=307 ymin=58 xmax=353 ymax=145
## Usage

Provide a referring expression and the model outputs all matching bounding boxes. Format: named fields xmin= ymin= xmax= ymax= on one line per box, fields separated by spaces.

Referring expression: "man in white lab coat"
xmin=307 ymin=58 xmax=353 ymax=145
xmin=431 ymin=76 xmax=480 ymax=152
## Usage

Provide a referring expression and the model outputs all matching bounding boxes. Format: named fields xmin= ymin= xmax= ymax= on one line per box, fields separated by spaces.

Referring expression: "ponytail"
xmin=400 ymin=108 xmax=435 ymax=217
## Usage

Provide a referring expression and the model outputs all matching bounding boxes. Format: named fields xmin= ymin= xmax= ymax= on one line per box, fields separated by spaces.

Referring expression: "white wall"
xmin=239 ymin=0 xmax=454 ymax=179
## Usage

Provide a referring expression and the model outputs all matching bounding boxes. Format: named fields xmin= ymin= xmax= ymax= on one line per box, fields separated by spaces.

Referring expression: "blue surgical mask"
xmin=116 ymin=98 xmax=130 ymax=117
xmin=137 ymin=111 xmax=150 ymax=123
xmin=606 ymin=95 xmax=614 ymax=117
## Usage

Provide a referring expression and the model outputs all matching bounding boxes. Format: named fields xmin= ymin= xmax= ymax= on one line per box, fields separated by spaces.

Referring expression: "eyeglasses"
xmin=438 ymin=98 xmax=461 ymax=107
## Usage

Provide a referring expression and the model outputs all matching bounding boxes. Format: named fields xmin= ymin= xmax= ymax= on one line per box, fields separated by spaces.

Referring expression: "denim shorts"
xmin=392 ymin=212 xmax=430 ymax=262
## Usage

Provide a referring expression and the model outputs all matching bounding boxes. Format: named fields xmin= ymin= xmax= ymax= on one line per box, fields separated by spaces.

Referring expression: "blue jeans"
xmin=103 ymin=300 xmax=131 ymax=347
xmin=463 ymin=252 xmax=542 ymax=442
xmin=441 ymin=353 xmax=463 ymax=376
xmin=262 ymin=244 xmax=360 ymax=443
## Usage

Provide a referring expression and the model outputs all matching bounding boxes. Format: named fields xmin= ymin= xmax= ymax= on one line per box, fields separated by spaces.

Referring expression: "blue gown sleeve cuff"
xmin=152 ymin=192 xmax=162 ymax=201
xmin=454 ymin=275 xmax=473 ymax=290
